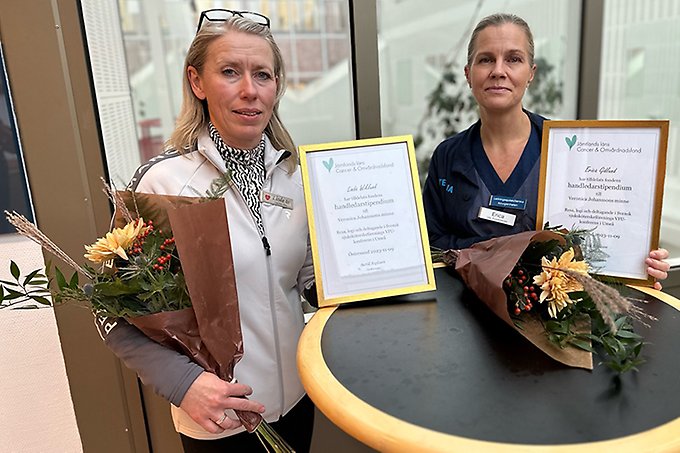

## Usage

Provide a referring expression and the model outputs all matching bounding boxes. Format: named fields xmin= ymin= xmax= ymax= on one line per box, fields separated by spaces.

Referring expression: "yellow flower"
xmin=533 ymin=248 xmax=589 ymax=318
xmin=84 ymin=219 xmax=147 ymax=263
xmin=555 ymin=248 xmax=589 ymax=274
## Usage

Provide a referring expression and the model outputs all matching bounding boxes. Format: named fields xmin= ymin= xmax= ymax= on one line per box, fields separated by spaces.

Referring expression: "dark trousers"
xmin=180 ymin=395 xmax=314 ymax=453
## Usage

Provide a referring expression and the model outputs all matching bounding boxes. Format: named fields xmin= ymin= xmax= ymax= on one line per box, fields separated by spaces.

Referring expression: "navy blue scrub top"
xmin=422 ymin=110 xmax=546 ymax=251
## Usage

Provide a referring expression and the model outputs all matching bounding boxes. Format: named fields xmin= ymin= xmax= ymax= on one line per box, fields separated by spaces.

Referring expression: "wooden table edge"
xmin=297 ymin=295 xmax=680 ymax=452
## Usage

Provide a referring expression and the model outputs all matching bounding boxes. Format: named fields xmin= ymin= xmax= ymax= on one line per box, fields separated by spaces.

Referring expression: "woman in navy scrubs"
xmin=422 ymin=13 xmax=670 ymax=288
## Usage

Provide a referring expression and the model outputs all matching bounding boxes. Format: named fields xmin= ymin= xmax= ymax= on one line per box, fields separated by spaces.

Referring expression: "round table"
xmin=297 ymin=267 xmax=680 ymax=452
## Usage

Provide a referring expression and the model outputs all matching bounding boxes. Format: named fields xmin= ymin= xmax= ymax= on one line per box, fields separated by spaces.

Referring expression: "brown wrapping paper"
xmin=166 ymin=198 xmax=243 ymax=382
xmin=453 ymin=230 xmax=593 ymax=369
xmin=129 ymin=308 xmax=221 ymax=372
xmin=116 ymin=191 xmax=261 ymax=431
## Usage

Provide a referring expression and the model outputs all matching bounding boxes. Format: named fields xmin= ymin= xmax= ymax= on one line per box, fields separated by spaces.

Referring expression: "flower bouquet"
xmin=434 ymin=228 xmax=653 ymax=372
xmin=4 ymin=179 xmax=295 ymax=452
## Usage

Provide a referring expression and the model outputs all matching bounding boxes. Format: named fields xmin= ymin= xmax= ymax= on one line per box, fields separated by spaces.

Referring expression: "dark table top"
xmin=298 ymin=267 xmax=680 ymax=452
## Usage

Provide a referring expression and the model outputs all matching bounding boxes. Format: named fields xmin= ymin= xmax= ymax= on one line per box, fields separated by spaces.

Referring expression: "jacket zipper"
xmin=262 ymin=236 xmax=286 ymax=416
xmin=229 ymin=170 xmax=287 ymax=417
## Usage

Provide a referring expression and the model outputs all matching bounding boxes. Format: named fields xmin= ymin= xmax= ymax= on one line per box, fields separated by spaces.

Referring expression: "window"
xmin=625 ymin=48 xmax=645 ymax=97
xmin=97 ymin=0 xmax=354 ymax=188
xmin=599 ymin=0 xmax=680 ymax=260
xmin=0 ymin=44 xmax=32 ymax=234
xmin=377 ymin=0 xmax=581 ymax=180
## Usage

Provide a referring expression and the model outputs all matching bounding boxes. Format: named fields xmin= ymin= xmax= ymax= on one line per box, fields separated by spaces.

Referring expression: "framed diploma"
xmin=299 ymin=135 xmax=436 ymax=307
xmin=537 ymin=120 xmax=669 ymax=284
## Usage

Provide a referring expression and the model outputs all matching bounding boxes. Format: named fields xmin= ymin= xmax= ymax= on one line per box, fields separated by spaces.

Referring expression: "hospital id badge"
xmin=478 ymin=206 xmax=516 ymax=226
xmin=261 ymin=192 xmax=293 ymax=209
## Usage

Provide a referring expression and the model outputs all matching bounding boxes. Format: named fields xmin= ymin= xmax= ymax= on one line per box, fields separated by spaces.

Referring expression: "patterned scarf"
xmin=208 ymin=122 xmax=266 ymax=236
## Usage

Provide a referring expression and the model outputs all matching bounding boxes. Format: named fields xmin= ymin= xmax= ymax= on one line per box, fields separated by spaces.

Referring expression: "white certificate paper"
xmin=300 ymin=135 xmax=435 ymax=306
xmin=538 ymin=120 xmax=668 ymax=283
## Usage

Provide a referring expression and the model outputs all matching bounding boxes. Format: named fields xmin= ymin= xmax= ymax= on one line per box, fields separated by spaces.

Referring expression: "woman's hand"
xmin=646 ymin=248 xmax=670 ymax=290
xmin=179 ymin=371 xmax=265 ymax=433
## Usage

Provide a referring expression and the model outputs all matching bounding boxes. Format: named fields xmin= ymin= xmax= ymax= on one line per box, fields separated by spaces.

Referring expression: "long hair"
xmin=466 ymin=13 xmax=535 ymax=67
xmin=167 ymin=17 xmax=297 ymax=171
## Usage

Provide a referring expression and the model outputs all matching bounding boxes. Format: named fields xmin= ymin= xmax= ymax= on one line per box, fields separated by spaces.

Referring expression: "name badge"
xmin=489 ymin=195 xmax=526 ymax=211
xmin=261 ymin=192 xmax=293 ymax=209
xmin=478 ymin=206 xmax=516 ymax=226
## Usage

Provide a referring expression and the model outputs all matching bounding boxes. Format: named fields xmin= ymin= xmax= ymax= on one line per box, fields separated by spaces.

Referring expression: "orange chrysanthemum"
xmin=84 ymin=218 xmax=147 ymax=263
xmin=533 ymin=248 xmax=589 ymax=318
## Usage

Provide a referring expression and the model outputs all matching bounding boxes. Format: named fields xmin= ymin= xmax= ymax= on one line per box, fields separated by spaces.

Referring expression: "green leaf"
xmin=602 ymin=336 xmax=623 ymax=356
xmin=545 ymin=320 xmax=569 ymax=335
xmin=31 ymin=296 xmax=52 ymax=306
xmin=10 ymin=261 xmax=20 ymax=280
xmin=614 ymin=316 xmax=628 ymax=330
xmin=95 ymin=279 xmax=143 ymax=297
xmin=633 ymin=343 xmax=644 ymax=356
xmin=3 ymin=291 xmax=25 ymax=301
xmin=26 ymin=287 xmax=51 ymax=296
xmin=55 ymin=267 xmax=67 ymax=290
xmin=616 ymin=330 xmax=642 ymax=340
xmin=0 ymin=279 xmax=20 ymax=287
xmin=569 ymin=338 xmax=595 ymax=353
xmin=69 ymin=271 xmax=79 ymax=288
xmin=22 ymin=269 xmax=41 ymax=286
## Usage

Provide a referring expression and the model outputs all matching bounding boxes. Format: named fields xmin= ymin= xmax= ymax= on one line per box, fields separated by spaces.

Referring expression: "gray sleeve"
xmin=296 ymin=235 xmax=315 ymax=294
xmin=96 ymin=315 xmax=204 ymax=407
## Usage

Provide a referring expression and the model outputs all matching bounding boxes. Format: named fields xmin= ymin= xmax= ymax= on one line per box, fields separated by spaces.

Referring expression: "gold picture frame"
xmin=299 ymin=135 xmax=436 ymax=307
xmin=537 ymin=120 xmax=669 ymax=285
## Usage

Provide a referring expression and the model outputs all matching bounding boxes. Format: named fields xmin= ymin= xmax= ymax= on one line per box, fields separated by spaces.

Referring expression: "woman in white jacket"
xmin=97 ymin=10 xmax=315 ymax=452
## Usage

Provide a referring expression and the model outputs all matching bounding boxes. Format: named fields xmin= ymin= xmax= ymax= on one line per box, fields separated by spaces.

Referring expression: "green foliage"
xmin=524 ymin=57 xmax=564 ymax=115
xmin=544 ymin=223 xmax=609 ymax=267
xmin=188 ymin=170 xmax=232 ymax=200
xmin=203 ymin=171 xmax=232 ymax=200
xmin=52 ymin=225 xmax=192 ymax=318
xmin=544 ymin=296 xmax=645 ymax=373
xmin=0 ymin=260 xmax=52 ymax=309
xmin=3 ymin=175 xmax=234 ymax=317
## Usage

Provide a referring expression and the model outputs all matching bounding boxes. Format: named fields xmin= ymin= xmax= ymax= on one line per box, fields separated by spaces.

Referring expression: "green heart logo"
xmin=323 ymin=157 xmax=334 ymax=172
xmin=565 ymin=135 xmax=577 ymax=150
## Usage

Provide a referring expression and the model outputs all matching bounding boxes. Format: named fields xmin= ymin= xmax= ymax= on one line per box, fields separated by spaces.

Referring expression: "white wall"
xmin=0 ymin=235 xmax=82 ymax=453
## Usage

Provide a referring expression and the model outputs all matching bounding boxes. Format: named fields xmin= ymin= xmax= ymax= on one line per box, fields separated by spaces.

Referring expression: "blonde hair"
xmin=167 ymin=17 xmax=297 ymax=171
xmin=466 ymin=13 xmax=535 ymax=67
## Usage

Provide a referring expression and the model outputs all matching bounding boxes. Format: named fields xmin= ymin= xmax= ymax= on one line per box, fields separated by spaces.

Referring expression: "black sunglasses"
xmin=196 ymin=9 xmax=271 ymax=33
